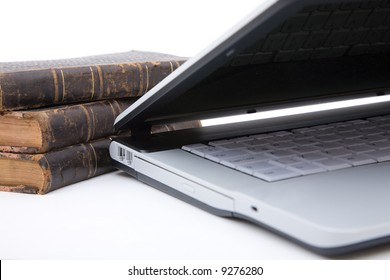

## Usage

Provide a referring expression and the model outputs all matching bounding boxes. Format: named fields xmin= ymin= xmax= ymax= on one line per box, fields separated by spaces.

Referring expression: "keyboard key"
xmin=314 ymin=158 xmax=352 ymax=170
xmin=291 ymin=134 xmax=313 ymax=140
xmin=363 ymin=134 xmax=388 ymax=142
xmin=270 ymin=157 xmax=305 ymax=166
xmin=369 ymin=115 xmax=390 ymax=122
xmin=338 ymin=130 xmax=362 ymax=138
xmin=347 ymin=144 xmax=376 ymax=153
xmin=252 ymin=134 xmax=274 ymax=140
xmin=266 ymin=149 xmax=296 ymax=158
xmin=369 ymin=140 xmax=390 ymax=149
xmin=237 ymin=161 xmax=278 ymax=175
xmin=334 ymin=125 xmax=355 ymax=133
xmin=295 ymin=152 xmax=328 ymax=161
xmin=182 ymin=143 xmax=209 ymax=152
xmin=191 ymin=146 xmax=223 ymax=157
xmin=241 ymin=139 xmax=270 ymax=147
xmin=270 ymin=131 xmax=293 ymax=137
xmin=221 ymin=154 xmax=271 ymax=168
xmin=346 ymin=119 xmax=370 ymax=125
xmin=266 ymin=141 xmax=296 ymax=149
xmin=315 ymin=142 xmax=341 ymax=149
xmin=339 ymin=138 xmax=365 ymax=146
xmin=322 ymin=148 xmax=353 ymax=157
xmin=315 ymin=134 xmax=341 ymax=142
xmin=364 ymin=149 xmax=390 ymax=162
xmin=287 ymin=162 xmax=326 ymax=175
xmin=205 ymin=150 xmax=249 ymax=163
xmin=220 ymin=143 xmax=247 ymax=150
xmin=339 ymin=154 xmax=376 ymax=166
xmin=254 ymin=167 xmax=300 ymax=181
xmin=292 ymin=127 xmax=317 ymax=133
xmin=359 ymin=127 xmax=386 ymax=135
xmin=293 ymin=138 xmax=319 ymax=145
xmin=290 ymin=145 xmax=320 ymax=154
xmin=245 ymin=146 xmax=272 ymax=154
xmin=233 ymin=136 xmax=252 ymax=142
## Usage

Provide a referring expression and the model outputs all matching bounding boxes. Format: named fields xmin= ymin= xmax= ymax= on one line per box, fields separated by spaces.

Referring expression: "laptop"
xmin=110 ymin=0 xmax=390 ymax=255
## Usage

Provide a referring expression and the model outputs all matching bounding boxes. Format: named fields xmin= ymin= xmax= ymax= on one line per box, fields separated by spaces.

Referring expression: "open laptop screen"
xmin=116 ymin=0 xmax=390 ymax=130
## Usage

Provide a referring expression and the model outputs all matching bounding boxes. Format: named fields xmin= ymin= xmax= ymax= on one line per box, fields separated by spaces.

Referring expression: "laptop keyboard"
xmin=182 ymin=115 xmax=390 ymax=182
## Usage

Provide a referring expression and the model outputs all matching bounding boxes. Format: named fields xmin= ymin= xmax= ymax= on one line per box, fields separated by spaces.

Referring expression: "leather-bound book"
xmin=0 ymin=98 xmax=201 ymax=154
xmin=0 ymin=118 xmax=201 ymax=194
xmin=0 ymin=98 xmax=136 ymax=153
xmin=0 ymin=138 xmax=114 ymax=194
xmin=0 ymin=51 xmax=184 ymax=111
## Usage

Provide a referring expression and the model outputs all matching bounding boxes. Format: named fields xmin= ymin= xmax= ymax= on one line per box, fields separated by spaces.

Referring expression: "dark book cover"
xmin=0 ymin=138 xmax=114 ymax=194
xmin=0 ymin=117 xmax=201 ymax=195
xmin=0 ymin=98 xmax=135 ymax=153
xmin=0 ymin=50 xmax=185 ymax=111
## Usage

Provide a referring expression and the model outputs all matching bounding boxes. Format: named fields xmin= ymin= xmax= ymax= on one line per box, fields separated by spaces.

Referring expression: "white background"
xmin=0 ymin=0 xmax=260 ymax=61
xmin=1 ymin=0 xmax=390 ymax=264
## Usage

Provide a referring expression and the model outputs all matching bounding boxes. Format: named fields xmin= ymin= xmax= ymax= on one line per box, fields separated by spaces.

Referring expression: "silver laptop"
xmin=110 ymin=0 xmax=390 ymax=255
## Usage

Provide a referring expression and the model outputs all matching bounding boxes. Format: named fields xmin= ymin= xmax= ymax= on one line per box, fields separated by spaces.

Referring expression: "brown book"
xmin=0 ymin=138 xmax=114 ymax=194
xmin=0 ymin=98 xmax=201 ymax=154
xmin=0 ymin=51 xmax=185 ymax=111
xmin=0 ymin=98 xmax=136 ymax=153
xmin=0 ymin=119 xmax=202 ymax=195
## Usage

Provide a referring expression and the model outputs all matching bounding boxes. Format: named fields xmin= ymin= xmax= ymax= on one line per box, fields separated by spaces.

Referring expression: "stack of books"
xmin=0 ymin=51 xmax=195 ymax=194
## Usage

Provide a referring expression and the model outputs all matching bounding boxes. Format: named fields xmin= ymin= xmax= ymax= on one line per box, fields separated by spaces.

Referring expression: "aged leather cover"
xmin=0 ymin=98 xmax=136 ymax=153
xmin=0 ymin=98 xmax=201 ymax=154
xmin=0 ymin=138 xmax=115 ymax=194
xmin=0 ymin=117 xmax=201 ymax=195
xmin=0 ymin=51 xmax=185 ymax=111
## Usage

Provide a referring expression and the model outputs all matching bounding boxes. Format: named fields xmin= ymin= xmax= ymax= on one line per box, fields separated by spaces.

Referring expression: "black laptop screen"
xmin=116 ymin=0 xmax=390 ymax=130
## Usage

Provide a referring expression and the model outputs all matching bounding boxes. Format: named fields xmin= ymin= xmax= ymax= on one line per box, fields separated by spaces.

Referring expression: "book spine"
xmin=0 ymin=61 xmax=182 ymax=111
xmin=0 ymin=138 xmax=114 ymax=194
xmin=0 ymin=98 xmax=134 ymax=153
xmin=38 ymin=99 xmax=133 ymax=153
xmin=41 ymin=139 xmax=114 ymax=194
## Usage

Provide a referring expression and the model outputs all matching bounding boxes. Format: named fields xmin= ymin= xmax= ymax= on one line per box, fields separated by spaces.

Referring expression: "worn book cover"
xmin=0 ymin=50 xmax=185 ymax=111
xmin=0 ymin=118 xmax=201 ymax=194
xmin=0 ymin=98 xmax=201 ymax=154
xmin=0 ymin=98 xmax=135 ymax=153
xmin=0 ymin=138 xmax=114 ymax=194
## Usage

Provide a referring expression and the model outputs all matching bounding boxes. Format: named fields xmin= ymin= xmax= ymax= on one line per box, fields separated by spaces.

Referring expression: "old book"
xmin=0 ymin=138 xmax=114 ymax=194
xmin=0 ymin=119 xmax=202 ymax=195
xmin=0 ymin=50 xmax=184 ymax=111
xmin=0 ymin=98 xmax=201 ymax=154
xmin=0 ymin=98 xmax=135 ymax=153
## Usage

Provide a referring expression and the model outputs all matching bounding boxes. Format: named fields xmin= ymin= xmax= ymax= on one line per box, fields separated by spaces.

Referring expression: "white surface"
xmin=1 ymin=172 xmax=390 ymax=259
xmin=1 ymin=0 xmax=390 ymax=260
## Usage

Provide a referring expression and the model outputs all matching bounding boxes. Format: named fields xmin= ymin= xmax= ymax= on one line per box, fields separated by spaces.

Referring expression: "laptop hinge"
xmin=130 ymin=124 xmax=152 ymax=140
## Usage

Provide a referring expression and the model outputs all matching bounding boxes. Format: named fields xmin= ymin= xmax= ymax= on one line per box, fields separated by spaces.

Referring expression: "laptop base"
xmin=113 ymin=160 xmax=390 ymax=256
